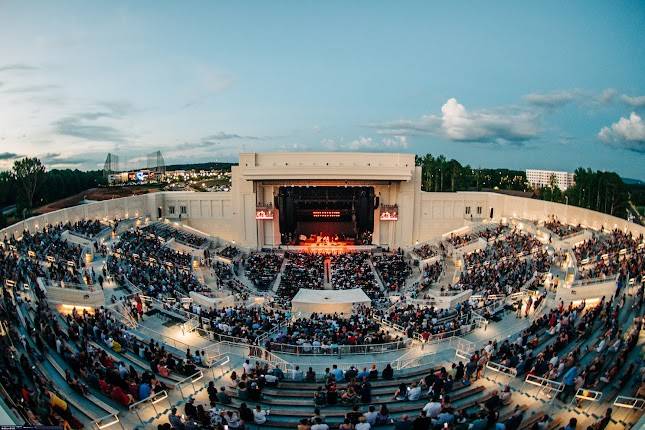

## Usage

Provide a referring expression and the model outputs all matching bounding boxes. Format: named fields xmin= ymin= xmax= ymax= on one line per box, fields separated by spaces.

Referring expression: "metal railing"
xmin=613 ymin=395 xmax=645 ymax=410
xmin=571 ymin=274 xmax=619 ymax=287
xmin=266 ymin=339 xmax=413 ymax=356
xmin=91 ymin=413 xmax=123 ymax=430
xmin=521 ymin=374 xmax=564 ymax=402
xmin=450 ymin=336 xmax=475 ymax=359
xmin=571 ymin=388 xmax=602 ymax=406
xmin=484 ymin=361 xmax=517 ymax=381
xmin=174 ymin=370 xmax=205 ymax=400
xmin=128 ymin=390 xmax=170 ymax=426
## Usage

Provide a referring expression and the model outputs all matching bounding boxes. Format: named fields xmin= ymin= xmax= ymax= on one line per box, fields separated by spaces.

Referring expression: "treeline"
xmin=0 ymin=162 xmax=106 ymax=227
xmin=546 ymin=168 xmax=630 ymax=219
xmin=415 ymin=154 xmax=529 ymax=192
xmin=416 ymin=153 xmax=635 ymax=221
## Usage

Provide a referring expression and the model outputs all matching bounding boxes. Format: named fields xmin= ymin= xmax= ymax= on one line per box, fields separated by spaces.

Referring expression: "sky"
xmin=0 ymin=1 xmax=644 ymax=178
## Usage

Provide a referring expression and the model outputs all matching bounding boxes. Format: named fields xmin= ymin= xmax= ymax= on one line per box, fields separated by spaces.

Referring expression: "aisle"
xmin=324 ymin=257 xmax=332 ymax=289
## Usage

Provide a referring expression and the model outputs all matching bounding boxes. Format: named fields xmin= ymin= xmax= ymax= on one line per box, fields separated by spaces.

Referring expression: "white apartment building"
xmin=526 ymin=169 xmax=575 ymax=191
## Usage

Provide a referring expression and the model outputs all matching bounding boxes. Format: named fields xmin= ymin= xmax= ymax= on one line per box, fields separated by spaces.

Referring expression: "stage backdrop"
xmin=291 ymin=288 xmax=371 ymax=317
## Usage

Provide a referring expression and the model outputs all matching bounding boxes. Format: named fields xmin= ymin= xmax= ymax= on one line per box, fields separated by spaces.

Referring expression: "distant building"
xmin=526 ymin=169 xmax=575 ymax=191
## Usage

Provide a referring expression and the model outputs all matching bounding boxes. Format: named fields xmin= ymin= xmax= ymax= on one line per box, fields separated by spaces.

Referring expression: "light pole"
xmin=565 ymin=196 xmax=568 ymax=206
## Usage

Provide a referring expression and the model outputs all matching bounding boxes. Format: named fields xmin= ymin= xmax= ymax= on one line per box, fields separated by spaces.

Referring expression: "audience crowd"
xmin=243 ymin=252 xmax=284 ymax=290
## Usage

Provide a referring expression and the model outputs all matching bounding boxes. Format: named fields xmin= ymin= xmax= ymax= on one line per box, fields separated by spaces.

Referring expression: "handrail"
xmin=572 ymin=274 xmax=619 ymax=287
xmin=174 ymin=370 xmax=205 ymax=399
xmin=92 ymin=413 xmax=122 ymax=430
xmin=613 ymin=395 xmax=645 ymax=410
xmin=128 ymin=389 xmax=169 ymax=411
xmin=572 ymin=388 xmax=602 ymax=404
xmin=485 ymin=361 xmax=517 ymax=378
xmin=266 ymin=339 xmax=413 ymax=356
xmin=522 ymin=374 xmax=564 ymax=402
xmin=128 ymin=389 xmax=170 ymax=425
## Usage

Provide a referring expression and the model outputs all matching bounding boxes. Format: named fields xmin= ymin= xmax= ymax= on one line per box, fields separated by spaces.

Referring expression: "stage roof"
xmin=237 ymin=152 xmax=416 ymax=181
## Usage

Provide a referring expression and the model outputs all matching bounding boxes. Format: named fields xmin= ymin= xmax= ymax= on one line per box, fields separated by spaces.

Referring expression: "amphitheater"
xmin=0 ymin=152 xmax=643 ymax=430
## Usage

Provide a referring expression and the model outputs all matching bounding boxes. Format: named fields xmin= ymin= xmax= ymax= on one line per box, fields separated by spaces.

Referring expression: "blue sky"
xmin=0 ymin=1 xmax=644 ymax=178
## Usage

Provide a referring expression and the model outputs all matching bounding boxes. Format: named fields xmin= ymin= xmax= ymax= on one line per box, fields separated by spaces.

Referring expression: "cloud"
xmin=373 ymin=98 xmax=538 ymax=144
xmin=524 ymin=90 xmax=581 ymax=108
xmin=0 ymin=64 xmax=38 ymax=73
xmin=54 ymin=116 xmax=128 ymax=143
xmin=321 ymin=135 xmax=409 ymax=151
xmin=620 ymin=94 xmax=645 ymax=108
xmin=180 ymin=132 xmax=262 ymax=149
xmin=381 ymin=136 xmax=408 ymax=148
xmin=0 ymin=152 xmax=20 ymax=160
xmin=598 ymin=88 xmax=618 ymax=104
xmin=1 ymin=84 xmax=60 ymax=94
xmin=40 ymin=152 xmax=88 ymax=168
xmin=598 ymin=112 xmax=645 ymax=153
xmin=52 ymin=101 xmax=133 ymax=143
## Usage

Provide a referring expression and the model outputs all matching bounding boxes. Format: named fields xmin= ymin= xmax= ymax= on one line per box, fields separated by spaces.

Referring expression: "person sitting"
xmin=264 ymin=372 xmax=279 ymax=387
xmin=484 ymin=390 xmax=502 ymax=412
xmin=346 ymin=405 xmax=363 ymax=426
xmin=368 ymin=364 xmax=379 ymax=380
xmin=217 ymin=387 xmax=231 ymax=404
xmin=110 ymin=385 xmax=133 ymax=406
xmin=326 ymin=384 xmax=338 ymax=405
xmin=237 ymin=380 xmax=248 ymax=400
xmin=394 ymin=414 xmax=412 ymax=430
xmin=168 ymin=407 xmax=185 ymax=430
xmin=393 ymin=382 xmax=408 ymax=401
xmin=253 ymin=405 xmax=269 ymax=425
xmin=355 ymin=416 xmax=371 ymax=430
xmin=314 ymin=386 xmax=327 ymax=406
xmin=311 ymin=417 xmax=329 ymax=430
xmin=407 ymin=382 xmax=422 ymax=401
xmin=364 ymin=405 xmax=378 ymax=425
xmin=184 ymin=398 xmax=197 ymax=421
xmin=376 ymin=404 xmax=390 ymax=425
xmin=341 ymin=385 xmax=358 ymax=404
xmin=382 ymin=363 xmax=394 ymax=380
xmin=499 ymin=385 xmax=512 ymax=405
xmin=306 ymin=367 xmax=317 ymax=382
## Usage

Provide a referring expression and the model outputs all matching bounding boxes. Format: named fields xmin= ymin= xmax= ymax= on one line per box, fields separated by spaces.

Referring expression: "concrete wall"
xmin=414 ymin=191 xmax=645 ymax=245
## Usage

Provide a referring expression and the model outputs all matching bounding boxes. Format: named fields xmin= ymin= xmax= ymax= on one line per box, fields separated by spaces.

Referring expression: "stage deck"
xmin=281 ymin=243 xmax=377 ymax=254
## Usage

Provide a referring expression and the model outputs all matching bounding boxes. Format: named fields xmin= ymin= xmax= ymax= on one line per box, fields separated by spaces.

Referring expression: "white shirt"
xmin=311 ymin=424 xmax=330 ymax=430
xmin=355 ymin=423 xmax=371 ymax=430
xmin=408 ymin=386 xmax=422 ymax=401
xmin=423 ymin=401 xmax=442 ymax=418
xmin=364 ymin=411 xmax=378 ymax=425
xmin=253 ymin=410 xmax=268 ymax=424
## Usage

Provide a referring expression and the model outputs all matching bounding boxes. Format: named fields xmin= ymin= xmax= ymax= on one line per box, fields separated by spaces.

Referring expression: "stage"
xmin=280 ymin=243 xmax=377 ymax=255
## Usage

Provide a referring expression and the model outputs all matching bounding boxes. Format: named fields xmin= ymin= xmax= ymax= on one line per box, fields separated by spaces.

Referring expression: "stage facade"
xmin=231 ymin=152 xmax=420 ymax=249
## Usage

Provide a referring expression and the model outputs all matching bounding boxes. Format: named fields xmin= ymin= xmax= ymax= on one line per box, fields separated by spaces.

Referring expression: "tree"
xmin=12 ymin=157 xmax=46 ymax=214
